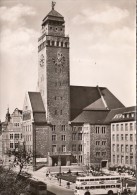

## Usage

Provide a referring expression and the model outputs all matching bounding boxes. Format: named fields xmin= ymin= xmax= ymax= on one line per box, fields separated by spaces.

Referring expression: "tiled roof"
xmin=42 ymin=9 xmax=64 ymax=24
xmin=71 ymin=110 xmax=109 ymax=124
xmin=28 ymin=92 xmax=45 ymax=113
xmin=105 ymin=106 xmax=136 ymax=123
xmin=70 ymin=86 xmax=124 ymax=121
xmin=46 ymin=9 xmax=63 ymax=18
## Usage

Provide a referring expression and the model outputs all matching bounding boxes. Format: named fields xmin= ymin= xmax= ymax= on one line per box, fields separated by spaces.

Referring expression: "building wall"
xmin=90 ymin=125 xmax=111 ymax=167
xmin=111 ymin=121 xmax=136 ymax=168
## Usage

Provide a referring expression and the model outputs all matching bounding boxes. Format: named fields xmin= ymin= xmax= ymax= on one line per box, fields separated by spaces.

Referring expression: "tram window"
xmin=106 ymin=185 xmax=111 ymax=188
xmin=80 ymin=187 xmax=83 ymax=189
xmin=100 ymin=178 xmax=105 ymax=180
xmin=96 ymin=186 xmax=100 ymax=189
xmin=85 ymin=179 xmax=89 ymax=181
xmin=85 ymin=187 xmax=89 ymax=189
xmin=90 ymin=186 xmax=95 ymax=189
xmin=90 ymin=179 xmax=94 ymax=181
xmin=81 ymin=179 xmax=84 ymax=181
xmin=94 ymin=179 xmax=98 ymax=181
xmin=106 ymin=178 xmax=110 ymax=180
xmin=116 ymin=185 xmax=120 ymax=188
xmin=111 ymin=185 xmax=115 ymax=188
xmin=101 ymin=186 xmax=106 ymax=189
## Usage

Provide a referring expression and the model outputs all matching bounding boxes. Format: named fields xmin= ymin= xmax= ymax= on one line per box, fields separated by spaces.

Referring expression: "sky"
xmin=0 ymin=0 xmax=136 ymax=121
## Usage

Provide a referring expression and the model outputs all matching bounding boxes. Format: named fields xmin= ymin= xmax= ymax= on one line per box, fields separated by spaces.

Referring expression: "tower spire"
xmin=52 ymin=1 xmax=56 ymax=10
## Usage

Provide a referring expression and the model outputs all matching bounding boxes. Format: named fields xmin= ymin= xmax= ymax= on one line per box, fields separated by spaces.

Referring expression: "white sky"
xmin=0 ymin=0 xmax=136 ymax=121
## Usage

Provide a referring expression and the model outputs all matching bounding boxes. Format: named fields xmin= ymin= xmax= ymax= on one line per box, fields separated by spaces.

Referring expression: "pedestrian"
xmin=117 ymin=188 xmax=121 ymax=195
xmin=67 ymin=181 xmax=70 ymax=189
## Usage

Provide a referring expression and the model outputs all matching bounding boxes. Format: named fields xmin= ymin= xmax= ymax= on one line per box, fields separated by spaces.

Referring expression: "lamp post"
xmin=58 ymin=147 xmax=61 ymax=186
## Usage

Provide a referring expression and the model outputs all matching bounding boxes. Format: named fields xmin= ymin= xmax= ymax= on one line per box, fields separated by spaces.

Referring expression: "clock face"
xmin=52 ymin=52 xmax=65 ymax=67
xmin=39 ymin=54 xmax=45 ymax=67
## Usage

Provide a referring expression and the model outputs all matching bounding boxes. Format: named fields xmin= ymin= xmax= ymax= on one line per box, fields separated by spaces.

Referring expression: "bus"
xmin=74 ymin=175 xmax=123 ymax=195
xmin=29 ymin=179 xmax=47 ymax=195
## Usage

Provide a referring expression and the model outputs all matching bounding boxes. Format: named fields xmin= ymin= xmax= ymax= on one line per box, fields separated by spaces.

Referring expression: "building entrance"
xmin=101 ymin=160 xmax=108 ymax=169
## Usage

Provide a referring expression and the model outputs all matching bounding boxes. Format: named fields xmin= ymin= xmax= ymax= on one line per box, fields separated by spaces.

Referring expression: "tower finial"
xmin=52 ymin=1 xmax=56 ymax=10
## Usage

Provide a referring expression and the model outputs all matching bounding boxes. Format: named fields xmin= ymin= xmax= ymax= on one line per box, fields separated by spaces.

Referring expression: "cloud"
xmin=0 ymin=4 xmax=36 ymax=25
xmin=72 ymin=6 xmax=129 ymax=24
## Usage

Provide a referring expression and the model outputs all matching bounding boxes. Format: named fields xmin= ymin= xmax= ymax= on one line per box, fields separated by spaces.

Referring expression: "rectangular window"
xmin=117 ymin=144 xmax=119 ymax=152
xmin=10 ymin=134 xmax=13 ymax=139
xmin=113 ymin=155 xmax=115 ymax=163
xmin=52 ymin=145 xmax=57 ymax=153
xmin=121 ymin=124 xmax=123 ymax=131
xmin=130 ymin=123 xmax=133 ymax=130
xmin=78 ymin=126 xmax=82 ymax=131
xmin=125 ymin=145 xmax=128 ymax=153
xmin=125 ymin=134 xmax=128 ymax=141
xmin=116 ymin=134 xmax=119 ymax=141
xmin=112 ymin=134 xmax=115 ymax=141
xmin=130 ymin=156 xmax=133 ymax=165
xmin=15 ymin=143 xmax=18 ymax=148
xmin=125 ymin=123 xmax=128 ymax=131
xmin=130 ymin=145 xmax=133 ymax=153
xmin=55 ymin=110 xmax=57 ymax=115
xmin=14 ymin=134 xmax=19 ymax=139
xmin=125 ymin=156 xmax=128 ymax=164
xmin=117 ymin=155 xmax=119 ymax=164
xmin=121 ymin=134 xmax=124 ymax=141
xmin=61 ymin=125 xmax=65 ymax=131
xmin=102 ymin=127 xmax=106 ymax=134
xmin=95 ymin=127 xmax=100 ymax=133
xmin=61 ymin=135 xmax=66 ymax=141
xmin=96 ymin=152 xmax=100 ymax=157
xmin=78 ymin=144 xmax=82 ymax=151
xmin=130 ymin=134 xmax=133 ymax=141
xmin=96 ymin=141 xmax=100 ymax=145
xmin=10 ymin=143 xmax=13 ymax=148
xmin=116 ymin=124 xmax=119 ymax=131
xmin=112 ymin=124 xmax=115 ymax=131
xmin=72 ymin=144 xmax=76 ymax=151
xmin=102 ymin=141 xmax=106 ymax=145
xmin=72 ymin=126 xmax=76 ymax=131
xmin=78 ymin=155 xmax=82 ymax=163
xmin=78 ymin=133 xmax=82 ymax=140
xmin=113 ymin=144 xmax=115 ymax=152
xmin=52 ymin=135 xmax=56 ymax=141
xmin=72 ymin=133 xmax=76 ymax=140
xmin=62 ymin=145 xmax=66 ymax=152
xmin=121 ymin=145 xmax=124 ymax=152
xmin=121 ymin=156 xmax=124 ymax=164
xmin=52 ymin=125 xmax=56 ymax=131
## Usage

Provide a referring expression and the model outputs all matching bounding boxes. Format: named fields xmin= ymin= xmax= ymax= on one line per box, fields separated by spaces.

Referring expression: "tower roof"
xmin=42 ymin=9 xmax=64 ymax=26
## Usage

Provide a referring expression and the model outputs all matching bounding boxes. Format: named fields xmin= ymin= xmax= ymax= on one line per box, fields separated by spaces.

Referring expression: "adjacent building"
xmin=106 ymin=106 xmax=136 ymax=169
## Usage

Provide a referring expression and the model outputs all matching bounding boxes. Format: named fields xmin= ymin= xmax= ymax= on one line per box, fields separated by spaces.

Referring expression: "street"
xmin=47 ymin=185 xmax=74 ymax=195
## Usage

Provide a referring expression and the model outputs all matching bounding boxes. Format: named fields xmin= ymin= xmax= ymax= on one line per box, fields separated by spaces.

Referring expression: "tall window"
xmin=102 ymin=127 xmax=106 ymax=134
xmin=10 ymin=143 xmax=13 ymax=148
xmin=96 ymin=127 xmax=100 ymax=133
xmin=121 ymin=145 xmax=124 ymax=152
xmin=112 ymin=124 xmax=115 ymax=131
xmin=125 ymin=123 xmax=128 ymax=131
xmin=78 ymin=144 xmax=82 ymax=151
xmin=52 ymin=125 xmax=56 ymax=131
xmin=125 ymin=134 xmax=128 ymax=141
xmin=15 ymin=143 xmax=18 ymax=148
xmin=112 ymin=134 xmax=115 ymax=141
xmin=117 ymin=155 xmax=120 ymax=164
xmin=113 ymin=155 xmax=115 ymax=163
xmin=61 ymin=135 xmax=66 ymax=141
xmin=78 ymin=133 xmax=82 ymax=140
xmin=10 ymin=134 xmax=13 ymax=139
xmin=62 ymin=125 xmax=65 ymax=131
xmin=121 ymin=124 xmax=123 ymax=131
xmin=72 ymin=144 xmax=76 ymax=151
xmin=52 ymin=135 xmax=56 ymax=141
xmin=116 ymin=124 xmax=119 ymax=131
xmin=130 ymin=123 xmax=133 ymax=130
xmin=121 ymin=134 xmax=124 ymax=141
xmin=125 ymin=145 xmax=128 ymax=153
xmin=130 ymin=156 xmax=133 ymax=165
xmin=96 ymin=141 xmax=100 ymax=145
xmin=102 ymin=152 xmax=106 ymax=156
xmin=130 ymin=134 xmax=133 ymax=141
xmin=130 ymin=145 xmax=133 ymax=153
xmin=102 ymin=140 xmax=106 ymax=145
xmin=121 ymin=156 xmax=124 ymax=164
xmin=113 ymin=144 xmax=115 ymax=152
xmin=62 ymin=145 xmax=66 ymax=152
xmin=116 ymin=134 xmax=119 ymax=141
xmin=125 ymin=156 xmax=128 ymax=164
xmin=96 ymin=152 xmax=100 ymax=157
xmin=52 ymin=145 xmax=57 ymax=153
xmin=117 ymin=144 xmax=119 ymax=152
xmin=72 ymin=133 xmax=76 ymax=140
xmin=15 ymin=134 xmax=19 ymax=139
xmin=79 ymin=155 xmax=82 ymax=163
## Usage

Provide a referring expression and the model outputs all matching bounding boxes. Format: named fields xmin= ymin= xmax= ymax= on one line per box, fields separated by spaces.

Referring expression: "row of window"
xmin=10 ymin=133 xmax=22 ymax=139
xmin=72 ymin=126 xmax=82 ymax=131
xmin=24 ymin=135 xmax=32 ymax=142
xmin=72 ymin=133 xmax=82 ymax=140
xmin=112 ymin=144 xmax=133 ymax=153
xmin=76 ymin=185 xmax=121 ymax=190
xmin=23 ymin=125 xmax=32 ymax=132
xmin=72 ymin=144 xmax=82 ymax=152
xmin=52 ymin=125 xmax=66 ymax=131
xmin=48 ymin=26 xmax=63 ymax=31
xmin=112 ymin=134 xmax=133 ymax=141
xmin=96 ymin=151 xmax=107 ymax=157
xmin=96 ymin=140 xmax=107 ymax=146
xmin=112 ymin=155 xmax=134 ymax=165
xmin=10 ymin=142 xmax=18 ymax=149
xmin=112 ymin=123 xmax=135 ymax=131
xmin=14 ymin=123 xmax=20 ymax=127
xmin=95 ymin=127 xmax=106 ymax=134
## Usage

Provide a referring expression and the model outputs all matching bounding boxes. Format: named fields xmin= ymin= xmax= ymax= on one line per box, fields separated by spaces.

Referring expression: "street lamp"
xmin=58 ymin=147 xmax=61 ymax=186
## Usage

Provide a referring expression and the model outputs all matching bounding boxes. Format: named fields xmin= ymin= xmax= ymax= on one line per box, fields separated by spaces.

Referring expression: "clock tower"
xmin=37 ymin=3 xmax=71 ymax=165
